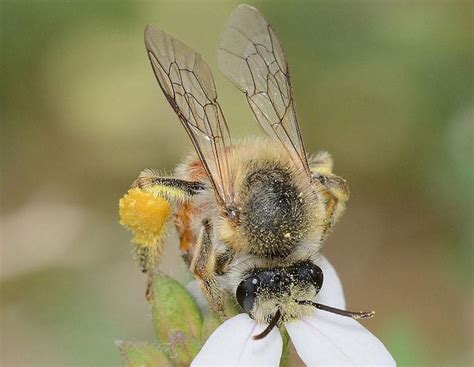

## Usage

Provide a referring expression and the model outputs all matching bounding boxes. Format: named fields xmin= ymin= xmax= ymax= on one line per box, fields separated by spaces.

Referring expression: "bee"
xmin=122 ymin=4 xmax=373 ymax=339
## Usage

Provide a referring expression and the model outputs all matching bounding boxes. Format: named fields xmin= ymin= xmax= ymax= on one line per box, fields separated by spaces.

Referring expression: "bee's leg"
xmin=127 ymin=169 xmax=205 ymax=302
xmin=310 ymin=150 xmax=334 ymax=174
xmin=133 ymin=246 xmax=160 ymax=302
xmin=310 ymin=152 xmax=350 ymax=237
xmin=190 ymin=220 xmax=226 ymax=319
xmin=214 ymin=249 xmax=235 ymax=276
xmin=133 ymin=169 xmax=205 ymax=198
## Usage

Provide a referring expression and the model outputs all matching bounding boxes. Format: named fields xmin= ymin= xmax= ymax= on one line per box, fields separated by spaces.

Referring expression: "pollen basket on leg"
xmin=119 ymin=188 xmax=171 ymax=247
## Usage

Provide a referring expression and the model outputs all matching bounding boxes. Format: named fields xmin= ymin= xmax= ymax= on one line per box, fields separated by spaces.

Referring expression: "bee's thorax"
xmin=238 ymin=163 xmax=311 ymax=258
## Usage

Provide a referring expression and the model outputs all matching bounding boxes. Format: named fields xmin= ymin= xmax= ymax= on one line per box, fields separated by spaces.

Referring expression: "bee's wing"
xmin=218 ymin=4 xmax=310 ymax=178
xmin=145 ymin=26 xmax=234 ymax=208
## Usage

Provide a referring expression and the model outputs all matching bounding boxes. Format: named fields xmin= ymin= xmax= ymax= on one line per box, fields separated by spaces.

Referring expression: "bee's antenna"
xmin=252 ymin=309 xmax=281 ymax=340
xmin=296 ymin=300 xmax=375 ymax=319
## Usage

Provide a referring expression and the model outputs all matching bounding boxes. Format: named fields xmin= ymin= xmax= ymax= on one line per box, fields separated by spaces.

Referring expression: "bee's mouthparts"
xmin=251 ymin=301 xmax=375 ymax=340
xmin=295 ymin=299 xmax=375 ymax=319
xmin=252 ymin=309 xmax=282 ymax=340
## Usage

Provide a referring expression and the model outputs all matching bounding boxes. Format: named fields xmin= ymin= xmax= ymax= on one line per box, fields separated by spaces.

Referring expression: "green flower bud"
xmin=116 ymin=341 xmax=173 ymax=367
xmin=151 ymin=273 xmax=203 ymax=365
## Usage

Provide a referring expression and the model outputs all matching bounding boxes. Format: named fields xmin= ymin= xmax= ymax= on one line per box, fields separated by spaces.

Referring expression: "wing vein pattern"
xmin=145 ymin=26 xmax=234 ymax=207
xmin=217 ymin=4 xmax=310 ymax=177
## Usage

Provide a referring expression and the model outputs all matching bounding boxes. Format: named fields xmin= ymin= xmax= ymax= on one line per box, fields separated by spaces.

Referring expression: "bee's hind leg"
xmin=133 ymin=169 xmax=205 ymax=199
xmin=190 ymin=220 xmax=226 ymax=319
xmin=127 ymin=169 xmax=205 ymax=302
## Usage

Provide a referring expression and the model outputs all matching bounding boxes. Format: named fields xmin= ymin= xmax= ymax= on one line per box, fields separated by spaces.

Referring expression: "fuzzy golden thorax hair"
xmin=212 ymin=138 xmax=327 ymax=259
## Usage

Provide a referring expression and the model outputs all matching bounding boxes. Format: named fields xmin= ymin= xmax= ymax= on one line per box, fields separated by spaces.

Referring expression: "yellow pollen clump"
xmin=119 ymin=188 xmax=171 ymax=247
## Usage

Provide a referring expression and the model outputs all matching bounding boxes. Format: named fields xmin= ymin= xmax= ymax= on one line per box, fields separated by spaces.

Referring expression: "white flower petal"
xmin=316 ymin=256 xmax=346 ymax=309
xmin=286 ymin=311 xmax=395 ymax=366
xmin=192 ymin=313 xmax=282 ymax=367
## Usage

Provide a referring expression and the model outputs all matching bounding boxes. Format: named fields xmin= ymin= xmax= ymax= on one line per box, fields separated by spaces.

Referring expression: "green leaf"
xmin=117 ymin=340 xmax=174 ymax=367
xmin=151 ymin=273 xmax=203 ymax=365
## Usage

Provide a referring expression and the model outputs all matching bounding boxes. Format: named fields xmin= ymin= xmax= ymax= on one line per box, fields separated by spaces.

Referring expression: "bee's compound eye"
xmin=311 ymin=265 xmax=324 ymax=292
xmin=298 ymin=263 xmax=324 ymax=293
xmin=236 ymin=276 xmax=260 ymax=313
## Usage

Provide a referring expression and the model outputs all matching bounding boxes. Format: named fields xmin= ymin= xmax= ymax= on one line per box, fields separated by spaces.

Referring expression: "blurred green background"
xmin=1 ymin=0 xmax=472 ymax=366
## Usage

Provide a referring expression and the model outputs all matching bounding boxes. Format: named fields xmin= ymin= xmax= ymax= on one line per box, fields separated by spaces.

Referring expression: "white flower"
xmin=191 ymin=257 xmax=396 ymax=366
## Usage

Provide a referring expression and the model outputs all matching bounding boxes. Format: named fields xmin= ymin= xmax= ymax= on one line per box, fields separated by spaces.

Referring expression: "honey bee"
xmin=123 ymin=4 xmax=373 ymax=339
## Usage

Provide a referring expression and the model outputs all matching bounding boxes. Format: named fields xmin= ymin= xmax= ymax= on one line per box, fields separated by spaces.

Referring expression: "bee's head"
xmin=236 ymin=260 xmax=323 ymax=338
xmin=236 ymin=260 xmax=376 ymax=340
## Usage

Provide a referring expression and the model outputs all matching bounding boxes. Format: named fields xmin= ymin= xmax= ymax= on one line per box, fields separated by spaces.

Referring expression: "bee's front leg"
xmin=190 ymin=220 xmax=226 ymax=319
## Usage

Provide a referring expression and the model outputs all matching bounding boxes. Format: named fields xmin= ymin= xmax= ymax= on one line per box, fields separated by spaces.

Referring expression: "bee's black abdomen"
xmin=240 ymin=163 xmax=309 ymax=258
